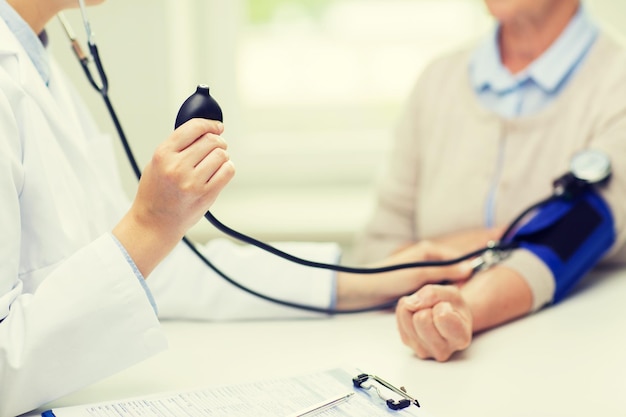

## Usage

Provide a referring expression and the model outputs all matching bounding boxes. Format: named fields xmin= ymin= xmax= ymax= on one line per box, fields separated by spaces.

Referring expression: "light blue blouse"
xmin=469 ymin=5 xmax=598 ymax=226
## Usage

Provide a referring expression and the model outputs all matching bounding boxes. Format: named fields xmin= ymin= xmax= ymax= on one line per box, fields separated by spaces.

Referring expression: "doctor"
xmin=0 ymin=0 xmax=472 ymax=415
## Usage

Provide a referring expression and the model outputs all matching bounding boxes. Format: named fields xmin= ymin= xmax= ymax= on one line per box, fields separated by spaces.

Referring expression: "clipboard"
xmin=41 ymin=367 xmax=432 ymax=417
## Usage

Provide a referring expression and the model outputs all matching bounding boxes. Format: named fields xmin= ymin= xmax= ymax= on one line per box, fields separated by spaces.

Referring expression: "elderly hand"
xmin=396 ymin=284 xmax=472 ymax=362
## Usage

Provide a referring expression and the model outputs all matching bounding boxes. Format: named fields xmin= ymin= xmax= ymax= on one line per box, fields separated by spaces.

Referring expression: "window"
xmin=224 ymin=0 xmax=492 ymax=187
xmin=49 ymin=0 xmax=492 ymax=244
xmin=196 ymin=0 xmax=492 ymax=243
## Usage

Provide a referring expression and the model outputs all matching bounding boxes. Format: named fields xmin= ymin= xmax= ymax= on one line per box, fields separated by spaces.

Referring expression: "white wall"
xmin=47 ymin=0 xmax=626 ymax=248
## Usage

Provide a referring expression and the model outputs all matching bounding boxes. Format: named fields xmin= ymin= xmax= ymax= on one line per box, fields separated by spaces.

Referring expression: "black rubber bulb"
xmin=174 ymin=84 xmax=223 ymax=128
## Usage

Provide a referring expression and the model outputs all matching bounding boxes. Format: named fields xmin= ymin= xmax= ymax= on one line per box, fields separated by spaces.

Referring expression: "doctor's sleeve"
xmin=0 ymin=95 xmax=167 ymax=417
xmin=146 ymin=238 xmax=341 ymax=321
xmin=0 ymin=235 xmax=168 ymax=417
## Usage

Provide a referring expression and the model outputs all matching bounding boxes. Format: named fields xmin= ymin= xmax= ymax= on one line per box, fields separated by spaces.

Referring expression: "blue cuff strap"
xmin=508 ymin=190 xmax=615 ymax=303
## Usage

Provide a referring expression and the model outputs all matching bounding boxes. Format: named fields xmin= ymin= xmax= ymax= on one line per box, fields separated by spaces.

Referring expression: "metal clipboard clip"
xmin=352 ymin=373 xmax=420 ymax=411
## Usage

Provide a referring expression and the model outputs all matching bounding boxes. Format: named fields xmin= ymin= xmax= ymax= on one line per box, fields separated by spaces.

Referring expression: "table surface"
xmin=31 ymin=266 xmax=626 ymax=417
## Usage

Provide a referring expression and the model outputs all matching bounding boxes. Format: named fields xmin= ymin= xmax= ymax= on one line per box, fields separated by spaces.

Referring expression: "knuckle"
xmin=433 ymin=350 xmax=452 ymax=362
xmin=396 ymin=297 xmax=410 ymax=312
xmin=413 ymin=309 xmax=431 ymax=327
xmin=223 ymin=160 xmax=236 ymax=175
xmin=415 ymin=350 xmax=429 ymax=360
xmin=179 ymin=178 xmax=197 ymax=194
xmin=152 ymin=146 xmax=167 ymax=166
xmin=417 ymin=284 xmax=437 ymax=302
xmin=204 ymin=133 xmax=220 ymax=147
xmin=413 ymin=344 xmax=429 ymax=360
xmin=459 ymin=333 xmax=472 ymax=350
xmin=205 ymin=133 xmax=227 ymax=149
xmin=163 ymin=162 xmax=183 ymax=182
xmin=433 ymin=301 xmax=452 ymax=318
xmin=213 ymin=148 xmax=229 ymax=162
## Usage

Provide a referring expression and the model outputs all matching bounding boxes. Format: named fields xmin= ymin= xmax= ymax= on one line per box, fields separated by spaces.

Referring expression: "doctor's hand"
xmin=336 ymin=241 xmax=472 ymax=310
xmin=113 ymin=119 xmax=235 ymax=277
xmin=396 ymin=284 xmax=472 ymax=362
xmin=428 ymin=226 xmax=505 ymax=254
xmin=136 ymin=119 xmax=234 ymax=234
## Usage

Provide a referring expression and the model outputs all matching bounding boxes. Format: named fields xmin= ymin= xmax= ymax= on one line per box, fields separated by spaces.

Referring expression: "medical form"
xmin=41 ymin=368 xmax=432 ymax=417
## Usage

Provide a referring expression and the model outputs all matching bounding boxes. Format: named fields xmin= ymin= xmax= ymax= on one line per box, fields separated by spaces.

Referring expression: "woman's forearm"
xmin=461 ymin=266 xmax=534 ymax=332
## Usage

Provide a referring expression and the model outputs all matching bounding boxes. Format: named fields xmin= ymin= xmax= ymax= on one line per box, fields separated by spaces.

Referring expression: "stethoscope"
xmin=56 ymin=2 xmax=602 ymax=314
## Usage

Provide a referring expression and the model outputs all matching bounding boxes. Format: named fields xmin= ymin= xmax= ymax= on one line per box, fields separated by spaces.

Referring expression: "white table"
xmin=32 ymin=266 xmax=626 ymax=417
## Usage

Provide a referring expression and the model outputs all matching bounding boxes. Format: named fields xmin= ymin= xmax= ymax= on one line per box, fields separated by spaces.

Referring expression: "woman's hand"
xmin=336 ymin=241 xmax=473 ymax=310
xmin=396 ymin=284 xmax=472 ymax=362
xmin=395 ymin=265 xmax=533 ymax=362
xmin=113 ymin=119 xmax=235 ymax=277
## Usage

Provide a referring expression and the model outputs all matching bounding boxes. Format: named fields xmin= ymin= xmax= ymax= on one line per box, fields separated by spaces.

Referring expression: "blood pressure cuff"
xmin=506 ymin=190 xmax=615 ymax=303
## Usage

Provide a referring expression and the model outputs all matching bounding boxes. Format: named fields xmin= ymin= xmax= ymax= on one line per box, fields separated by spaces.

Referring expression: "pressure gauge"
xmin=553 ymin=149 xmax=611 ymax=198
xmin=569 ymin=149 xmax=612 ymax=185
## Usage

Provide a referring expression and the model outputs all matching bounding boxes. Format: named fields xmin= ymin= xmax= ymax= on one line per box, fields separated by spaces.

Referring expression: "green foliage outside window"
xmin=246 ymin=0 xmax=335 ymax=24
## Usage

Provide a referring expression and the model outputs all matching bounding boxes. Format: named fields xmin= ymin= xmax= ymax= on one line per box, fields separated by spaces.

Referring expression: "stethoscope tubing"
xmin=57 ymin=8 xmax=521 ymax=314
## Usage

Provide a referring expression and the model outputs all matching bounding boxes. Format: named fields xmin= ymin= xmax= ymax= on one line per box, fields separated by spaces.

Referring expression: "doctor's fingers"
xmin=414 ymin=262 xmax=472 ymax=285
xmin=191 ymin=159 xmax=235 ymax=211
xmin=169 ymin=118 xmax=225 ymax=152
xmin=180 ymin=132 xmax=230 ymax=170
xmin=195 ymin=149 xmax=236 ymax=186
xmin=391 ymin=242 xmax=471 ymax=283
xmin=408 ymin=240 xmax=464 ymax=261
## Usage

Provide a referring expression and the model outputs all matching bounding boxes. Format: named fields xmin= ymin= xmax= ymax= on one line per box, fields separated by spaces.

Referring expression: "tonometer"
xmin=57 ymin=5 xmax=616 ymax=313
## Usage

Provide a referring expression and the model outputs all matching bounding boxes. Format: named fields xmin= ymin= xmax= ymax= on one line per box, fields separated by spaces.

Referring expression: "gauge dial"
xmin=569 ymin=149 xmax=611 ymax=184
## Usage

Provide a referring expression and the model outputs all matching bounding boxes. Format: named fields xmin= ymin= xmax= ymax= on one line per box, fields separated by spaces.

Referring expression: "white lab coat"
xmin=0 ymin=20 xmax=338 ymax=417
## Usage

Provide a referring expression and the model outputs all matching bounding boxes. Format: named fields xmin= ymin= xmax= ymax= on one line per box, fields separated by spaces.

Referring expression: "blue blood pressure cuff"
xmin=505 ymin=190 xmax=615 ymax=303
